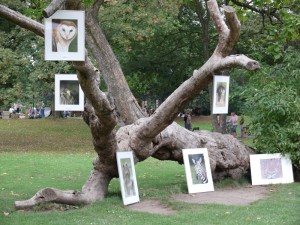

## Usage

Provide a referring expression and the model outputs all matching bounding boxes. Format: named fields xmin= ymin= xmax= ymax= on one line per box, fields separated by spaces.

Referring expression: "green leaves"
xmin=241 ymin=49 xmax=300 ymax=167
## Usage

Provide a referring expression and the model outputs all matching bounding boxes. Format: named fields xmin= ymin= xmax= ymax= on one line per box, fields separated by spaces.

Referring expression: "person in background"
xmin=184 ymin=111 xmax=192 ymax=131
xmin=228 ymin=112 xmax=238 ymax=138
xmin=240 ymin=114 xmax=245 ymax=138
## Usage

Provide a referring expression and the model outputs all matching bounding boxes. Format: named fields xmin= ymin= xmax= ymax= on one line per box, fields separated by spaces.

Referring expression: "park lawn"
xmin=0 ymin=118 xmax=299 ymax=225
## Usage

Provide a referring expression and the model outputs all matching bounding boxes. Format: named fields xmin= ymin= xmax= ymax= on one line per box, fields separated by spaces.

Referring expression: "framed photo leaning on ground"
xmin=45 ymin=10 xmax=85 ymax=61
xmin=250 ymin=153 xmax=294 ymax=185
xmin=212 ymin=75 xmax=230 ymax=114
xmin=183 ymin=148 xmax=214 ymax=194
xmin=55 ymin=74 xmax=84 ymax=111
xmin=116 ymin=151 xmax=140 ymax=205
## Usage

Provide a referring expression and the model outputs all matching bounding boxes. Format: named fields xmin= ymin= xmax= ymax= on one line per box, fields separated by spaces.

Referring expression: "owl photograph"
xmin=52 ymin=19 xmax=78 ymax=52
xmin=215 ymin=82 xmax=227 ymax=107
xmin=212 ymin=76 xmax=230 ymax=114
xmin=44 ymin=10 xmax=85 ymax=61
xmin=55 ymin=74 xmax=84 ymax=111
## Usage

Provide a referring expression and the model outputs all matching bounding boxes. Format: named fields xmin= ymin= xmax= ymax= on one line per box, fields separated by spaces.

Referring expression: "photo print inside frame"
xmin=116 ymin=151 xmax=140 ymax=205
xmin=45 ymin=10 xmax=85 ymax=61
xmin=183 ymin=148 xmax=214 ymax=194
xmin=55 ymin=74 xmax=84 ymax=111
xmin=212 ymin=75 xmax=230 ymax=114
xmin=250 ymin=153 xmax=294 ymax=185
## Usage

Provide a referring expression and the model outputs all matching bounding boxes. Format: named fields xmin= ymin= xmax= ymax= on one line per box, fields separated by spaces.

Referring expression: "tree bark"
xmin=0 ymin=0 xmax=260 ymax=210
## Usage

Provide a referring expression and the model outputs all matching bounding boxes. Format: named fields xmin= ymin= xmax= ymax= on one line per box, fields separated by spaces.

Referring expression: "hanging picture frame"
xmin=183 ymin=148 xmax=214 ymax=194
xmin=250 ymin=153 xmax=294 ymax=185
xmin=55 ymin=74 xmax=84 ymax=111
xmin=45 ymin=10 xmax=85 ymax=61
xmin=116 ymin=151 xmax=140 ymax=205
xmin=212 ymin=75 xmax=230 ymax=114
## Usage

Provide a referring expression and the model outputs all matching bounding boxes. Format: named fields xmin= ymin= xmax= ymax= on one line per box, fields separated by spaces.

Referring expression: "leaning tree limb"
xmin=130 ymin=0 xmax=259 ymax=152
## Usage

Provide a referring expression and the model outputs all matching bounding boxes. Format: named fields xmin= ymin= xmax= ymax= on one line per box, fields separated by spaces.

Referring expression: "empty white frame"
xmin=116 ymin=151 xmax=140 ymax=205
xmin=183 ymin=148 xmax=214 ymax=194
xmin=45 ymin=10 xmax=85 ymax=61
xmin=212 ymin=75 xmax=230 ymax=114
xmin=55 ymin=74 xmax=84 ymax=111
xmin=250 ymin=153 xmax=294 ymax=185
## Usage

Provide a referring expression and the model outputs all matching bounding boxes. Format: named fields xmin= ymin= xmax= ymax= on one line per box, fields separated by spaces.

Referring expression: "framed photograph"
xmin=55 ymin=74 xmax=84 ymax=111
xmin=183 ymin=148 xmax=214 ymax=194
xmin=212 ymin=75 xmax=230 ymax=114
xmin=45 ymin=10 xmax=85 ymax=61
xmin=250 ymin=153 xmax=294 ymax=185
xmin=116 ymin=151 xmax=139 ymax=205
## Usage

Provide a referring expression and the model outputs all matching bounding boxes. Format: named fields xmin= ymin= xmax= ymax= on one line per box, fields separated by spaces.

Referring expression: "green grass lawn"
xmin=0 ymin=118 xmax=299 ymax=225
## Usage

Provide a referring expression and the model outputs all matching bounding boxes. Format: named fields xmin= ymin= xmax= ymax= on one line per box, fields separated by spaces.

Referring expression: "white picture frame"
xmin=116 ymin=151 xmax=140 ymax=205
xmin=55 ymin=74 xmax=84 ymax=111
xmin=250 ymin=153 xmax=294 ymax=185
xmin=212 ymin=75 xmax=230 ymax=114
xmin=45 ymin=10 xmax=85 ymax=61
xmin=183 ymin=148 xmax=214 ymax=194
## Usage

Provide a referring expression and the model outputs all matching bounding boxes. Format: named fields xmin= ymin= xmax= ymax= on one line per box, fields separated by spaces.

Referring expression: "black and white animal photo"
xmin=122 ymin=161 xmax=136 ymax=197
xmin=52 ymin=20 xmax=78 ymax=52
xmin=59 ymin=80 xmax=80 ymax=105
xmin=215 ymin=82 xmax=226 ymax=107
xmin=189 ymin=154 xmax=208 ymax=184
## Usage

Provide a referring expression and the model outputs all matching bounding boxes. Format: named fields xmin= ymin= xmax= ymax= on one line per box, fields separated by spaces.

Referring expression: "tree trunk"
xmin=0 ymin=0 xmax=260 ymax=210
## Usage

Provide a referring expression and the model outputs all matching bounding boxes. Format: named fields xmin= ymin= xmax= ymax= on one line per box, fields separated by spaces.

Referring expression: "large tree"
xmin=0 ymin=0 xmax=259 ymax=209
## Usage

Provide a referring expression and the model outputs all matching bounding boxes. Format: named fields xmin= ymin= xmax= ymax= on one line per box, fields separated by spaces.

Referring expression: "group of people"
xmin=182 ymin=110 xmax=245 ymax=138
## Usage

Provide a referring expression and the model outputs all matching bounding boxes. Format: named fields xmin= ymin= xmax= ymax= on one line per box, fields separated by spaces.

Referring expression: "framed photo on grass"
xmin=45 ymin=10 xmax=85 ymax=61
xmin=250 ymin=153 xmax=294 ymax=185
xmin=116 ymin=151 xmax=139 ymax=205
xmin=212 ymin=75 xmax=230 ymax=114
xmin=183 ymin=148 xmax=214 ymax=194
xmin=55 ymin=74 xmax=84 ymax=111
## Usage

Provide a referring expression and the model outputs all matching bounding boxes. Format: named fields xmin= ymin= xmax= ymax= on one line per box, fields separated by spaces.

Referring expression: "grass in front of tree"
xmin=0 ymin=118 xmax=299 ymax=225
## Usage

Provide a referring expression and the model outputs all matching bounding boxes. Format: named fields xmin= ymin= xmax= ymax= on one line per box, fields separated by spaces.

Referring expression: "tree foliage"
xmin=241 ymin=48 xmax=300 ymax=169
xmin=0 ymin=16 xmax=73 ymax=110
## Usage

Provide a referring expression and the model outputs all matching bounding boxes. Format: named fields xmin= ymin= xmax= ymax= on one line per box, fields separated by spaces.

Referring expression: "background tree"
xmin=0 ymin=0 xmax=260 ymax=209
xmin=228 ymin=0 xmax=300 ymax=178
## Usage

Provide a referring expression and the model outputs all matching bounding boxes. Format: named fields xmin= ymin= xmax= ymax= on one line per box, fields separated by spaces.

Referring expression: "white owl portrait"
xmin=52 ymin=20 xmax=78 ymax=52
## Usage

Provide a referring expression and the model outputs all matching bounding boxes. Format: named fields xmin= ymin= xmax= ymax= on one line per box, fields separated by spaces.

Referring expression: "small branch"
xmin=230 ymin=0 xmax=282 ymax=23
xmin=0 ymin=4 xmax=44 ymax=37
xmin=217 ymin=54 xmax=260 ymax=71
xmin=43 ymin=0 xmax=65 ymax=18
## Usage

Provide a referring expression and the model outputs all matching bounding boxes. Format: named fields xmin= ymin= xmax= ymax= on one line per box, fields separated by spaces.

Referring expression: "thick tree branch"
xmin=15 ymin=168 xmax=113 ymax=210
xmin=43 ymin=0 xmax=65 ymax=18
xmin=85 ymin=9 xmax=145 ymax=124
xmin=0 ymin=4 xmax=44 ymax=37
xmin=130 ymin=0 xmax=259 ymax=153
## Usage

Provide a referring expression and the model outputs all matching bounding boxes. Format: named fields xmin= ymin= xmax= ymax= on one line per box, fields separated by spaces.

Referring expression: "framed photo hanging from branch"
xmin=45 ymin=10 xmax=85 ymax=61
xmin=183 ymin=148 xmax=214 ymax=194
xmin=212 ymin=75 xmax=230 ymax=114
xmin=250 ymin=153 xmax=294 ymax=185
xmin=55 ymin=74 xmax=84 ymax=111
xmin=116 ymin=151 xmax=140 ymax=205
